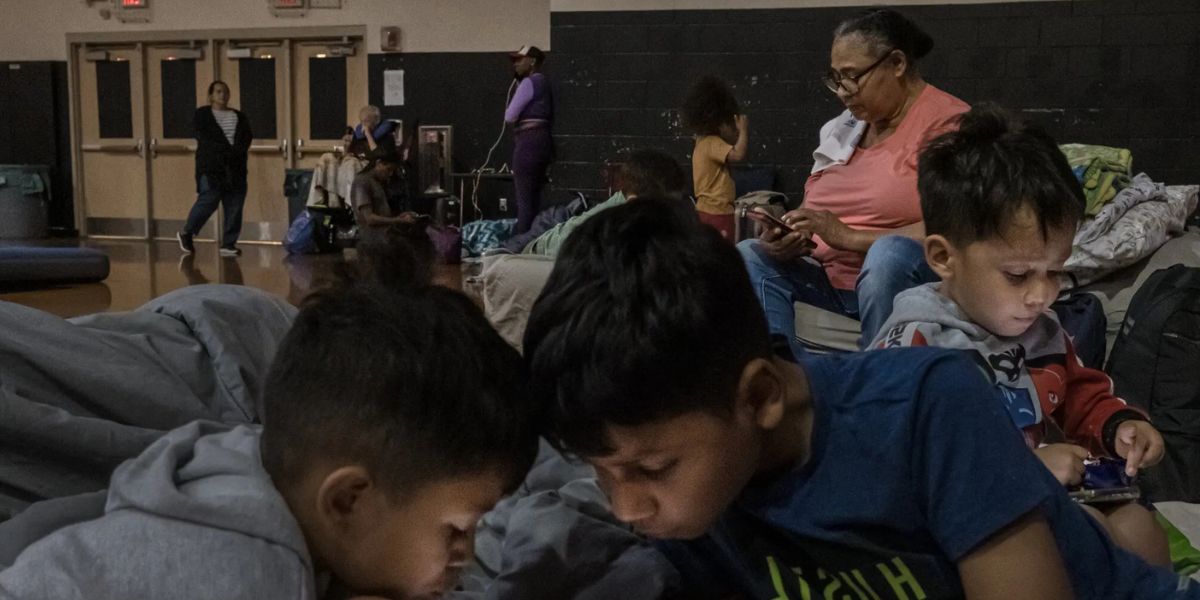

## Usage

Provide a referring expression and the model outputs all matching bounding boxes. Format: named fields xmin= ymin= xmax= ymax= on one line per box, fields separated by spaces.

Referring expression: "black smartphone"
xmin=743 ymin=207 xmax=816 ymax=249
xmin=1069 ymin=486 xmax=1141 ymax=505
xmin=747 ymin=208 xmax=795 ymax=231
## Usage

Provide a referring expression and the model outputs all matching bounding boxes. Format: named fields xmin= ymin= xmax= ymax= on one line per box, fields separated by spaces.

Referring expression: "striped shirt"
xmin=212 ymin=109 xmax=237 ymax=145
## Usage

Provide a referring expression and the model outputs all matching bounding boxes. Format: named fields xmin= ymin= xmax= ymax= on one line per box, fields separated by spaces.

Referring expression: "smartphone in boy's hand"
xmin=1069 ymin=457 xmax=1141 ymax=505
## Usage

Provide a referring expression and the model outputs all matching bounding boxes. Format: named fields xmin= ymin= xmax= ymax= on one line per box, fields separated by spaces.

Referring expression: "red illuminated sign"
xmin=121 ymin=0 xmax=148 ymax=7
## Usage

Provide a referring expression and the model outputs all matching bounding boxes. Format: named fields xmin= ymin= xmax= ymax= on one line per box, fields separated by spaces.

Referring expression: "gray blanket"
xmin=0 ymin=284 xmax=296 ymax=520
xmin=453 ymin=441 xmax=679 ymax=600
xmin=0 ymin=287 xmax=678 ymax=598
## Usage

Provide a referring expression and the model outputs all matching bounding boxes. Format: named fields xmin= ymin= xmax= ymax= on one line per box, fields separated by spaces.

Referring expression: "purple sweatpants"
xmin=512 ymin=126 xmax=554 ymax=234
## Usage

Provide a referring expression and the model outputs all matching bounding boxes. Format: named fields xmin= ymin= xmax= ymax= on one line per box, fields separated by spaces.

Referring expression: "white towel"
xmin=811 ymin=109 xmax=866 ymax=174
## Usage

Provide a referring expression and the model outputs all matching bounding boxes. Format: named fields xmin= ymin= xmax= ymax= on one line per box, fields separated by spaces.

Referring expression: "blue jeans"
xmin=738 ymin=235 xmax=938 ymax=356
xmin=184 ymin=174 xmax=247 ymax=247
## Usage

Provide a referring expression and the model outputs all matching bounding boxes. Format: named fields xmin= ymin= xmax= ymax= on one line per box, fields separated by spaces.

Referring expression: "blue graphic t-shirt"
xmin=659 ymin=347 xmax=1194 ymax=599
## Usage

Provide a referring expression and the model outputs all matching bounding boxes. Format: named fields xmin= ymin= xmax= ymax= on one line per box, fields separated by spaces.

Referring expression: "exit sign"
xmin=114 ymin=0 xmax=150 ymax=22
xmin=268 ymin=0 xmax=307 ymax=17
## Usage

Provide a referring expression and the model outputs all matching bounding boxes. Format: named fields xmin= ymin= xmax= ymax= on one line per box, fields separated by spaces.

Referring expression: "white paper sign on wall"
xmin=384 ymin=69 xmax=405 ymax=106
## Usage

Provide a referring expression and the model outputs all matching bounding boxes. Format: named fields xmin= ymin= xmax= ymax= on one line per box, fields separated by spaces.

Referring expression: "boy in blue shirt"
xmin=523 ymin=199 xmax=1197 ymax=599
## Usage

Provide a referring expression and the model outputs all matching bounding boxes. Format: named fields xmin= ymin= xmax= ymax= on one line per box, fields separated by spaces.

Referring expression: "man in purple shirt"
xmin=506 ymin=45 xmax=555 ymax=234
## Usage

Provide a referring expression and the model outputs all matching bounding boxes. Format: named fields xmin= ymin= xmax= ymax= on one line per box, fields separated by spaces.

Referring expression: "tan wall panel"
xmin=3 ymin=0 xmax=549 ymax=61
xmin=77 ymin=54 xmax=100 ymax=142
xmin=146 ymin=45 xmax=212 ymax=225
xmin=77 ymin=45 xmax=147 ymax=228
xmin=291 ymin=42 xmax=367 ymax=146
xmin=244 ymin=157 xmax=288 ymax=226
xmin=150 ymin=154 xmax=197 ymax=219
xmin=146 ymin=48 xmax=211 ymax=141
xmin=345 ymin=45 xmax=367 ymax=128
xmin=213 ymin=42 xmax=290 ymax=238
xmin=81 ymin=153 xmax=148 ymax=219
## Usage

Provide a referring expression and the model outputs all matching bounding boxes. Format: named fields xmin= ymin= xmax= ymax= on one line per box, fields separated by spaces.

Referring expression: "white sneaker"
xmin=177 ymin=232 xmax=195 ymax=254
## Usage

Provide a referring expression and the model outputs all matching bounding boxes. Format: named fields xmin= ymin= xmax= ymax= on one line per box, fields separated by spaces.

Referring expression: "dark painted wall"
xmin=368 ymin=53 xmax=519 ymax=177
xmin=368 ymin=52 xmax=534 ymax=212
xmin=357 ymin=0 xmax=1200 ymax=203
xmin=3 ymin=1 xmax=1196 ymax=227
xmin=0 ymin=61 xmax=75 ymax=233
xmin=546 ymin=0 xmax=1200 ymax=201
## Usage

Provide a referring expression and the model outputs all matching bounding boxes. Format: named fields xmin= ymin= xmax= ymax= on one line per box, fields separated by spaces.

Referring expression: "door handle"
xmin=80 ymin=143 xmax=143 ymax=152
xmin=281 ymin=138 xmax=289 ymax=159
xmin=295 ymin=138 xmax=304 ymax=160
xmin=136 ymin=138 xmax=146 ymax=159
xmin=149 ymin=138 xmax=158 ymax=159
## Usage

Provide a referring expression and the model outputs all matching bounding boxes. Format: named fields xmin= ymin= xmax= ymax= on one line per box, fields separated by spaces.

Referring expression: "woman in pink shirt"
xmin=739 ymin=9 xmax=968 ymax=356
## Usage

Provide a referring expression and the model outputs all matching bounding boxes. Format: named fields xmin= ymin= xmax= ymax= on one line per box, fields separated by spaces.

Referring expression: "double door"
xmin=71 ymin=30 xmax=366 ymax=242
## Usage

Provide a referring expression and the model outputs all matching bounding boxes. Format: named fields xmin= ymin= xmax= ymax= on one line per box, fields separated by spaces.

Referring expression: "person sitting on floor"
xmin=352 ymin=145 xmax=421 ymax=245
xmin=739 ymin=9 xmax=969 ymax=357
xmin=479 ymin=149 xmax=688 ymax=351
xmin=308 ymin=105 xmax=397 ymax=208
xmin=0 ymin=241 xmax=540 ymax=600
xmin=522 ymin=198 xmax=1197 ymax=599
xmin=869 ymin=103 xmax=1170 ymax=567
xmin=514 ymin=148 xmax=687 ymax=256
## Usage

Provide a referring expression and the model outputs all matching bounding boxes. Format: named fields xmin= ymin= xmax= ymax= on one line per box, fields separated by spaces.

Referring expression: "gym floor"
xmin=0 ymin=240 xmax=465 ymax=318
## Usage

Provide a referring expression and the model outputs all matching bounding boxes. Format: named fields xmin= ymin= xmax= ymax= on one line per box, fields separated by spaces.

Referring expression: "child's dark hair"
xmin=523 ymin=199 xmax=771 ymax=457
xmin=918 ymin=103 xmax=1085 ymax=246
xmin=620 ymin=148 xmax=687 ymax=200
xmin=360 ymin=144 xmax=401 ymax=174
xmin=207 ymin=80 xmax=229 ymax=96
xmin=681 ymin=76 xmax=739 ymax=137
xmin=351 ymin=223 xmax=435 ymax=290
xmin=261 ymin=258 xmax=538 ymax=497
xmin=834 ymin=8 xmax=934 ymax=63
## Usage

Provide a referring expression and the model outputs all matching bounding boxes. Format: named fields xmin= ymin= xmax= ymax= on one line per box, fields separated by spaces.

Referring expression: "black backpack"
xmin=1106 ymin=264 xmax=1200 ymax=502
xmin=1052 ymin=292 xmax=1108 ymax=370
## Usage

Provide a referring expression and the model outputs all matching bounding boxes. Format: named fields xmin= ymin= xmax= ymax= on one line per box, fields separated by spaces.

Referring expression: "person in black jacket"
xmin=178 ymin=81 xmax=253 ymax=257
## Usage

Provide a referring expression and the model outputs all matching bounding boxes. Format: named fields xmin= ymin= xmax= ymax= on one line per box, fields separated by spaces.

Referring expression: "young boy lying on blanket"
xmin=522 ymin=198 xmax=1198 ymax=599
xmin=869 ymin=104 xmax=1169 ymax=567
xmin=0 ymin=237 xmax=539 ymax=600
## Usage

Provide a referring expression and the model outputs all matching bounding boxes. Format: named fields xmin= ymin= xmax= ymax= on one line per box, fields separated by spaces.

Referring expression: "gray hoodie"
xmin=0 ymin=422 xmax=317 ymax=600
xmin=869 ymin=283 xmax=1137 ymax=456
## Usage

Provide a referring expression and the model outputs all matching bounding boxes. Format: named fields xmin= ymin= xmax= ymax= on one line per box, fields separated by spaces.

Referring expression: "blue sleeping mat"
xmin=0 ymin=247 xmax=110 ymax=285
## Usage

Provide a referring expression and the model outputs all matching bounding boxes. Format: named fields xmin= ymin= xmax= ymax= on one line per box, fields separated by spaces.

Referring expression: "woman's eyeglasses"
xmin=822 ymin=49 xmax=895 ymax=95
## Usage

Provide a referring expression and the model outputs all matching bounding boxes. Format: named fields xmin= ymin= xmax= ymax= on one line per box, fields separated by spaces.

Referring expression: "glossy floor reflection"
xmin=0 ymin=240 xmax=464 ymax=319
